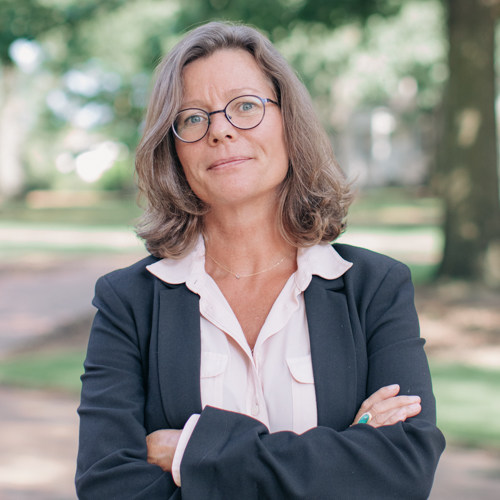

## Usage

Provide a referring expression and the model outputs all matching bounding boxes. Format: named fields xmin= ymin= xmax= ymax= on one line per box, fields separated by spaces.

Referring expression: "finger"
xmin=374 ymin=403 xmax=421 ymax=427
xmin=371 ymin=395 xmax=421 ymax=415
xmin=355 ymin=384 xmax=401 ymax=422
xmin=358 ymin=384 xmax=400 ymax=414
xmin=369 ymin=403 xmax=422 ymax=428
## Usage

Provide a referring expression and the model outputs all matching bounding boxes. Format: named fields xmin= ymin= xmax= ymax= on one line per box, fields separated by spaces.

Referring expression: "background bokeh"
xmin=0 ymin=1 xmax=499 ymax=498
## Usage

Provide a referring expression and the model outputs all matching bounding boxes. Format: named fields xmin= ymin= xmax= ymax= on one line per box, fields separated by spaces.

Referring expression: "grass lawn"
xmin=348 ymin=187 xmax=442 ymax=229
xmin=0 ymin=193 xmax=142 ymax=227
xmin=431 ymin=362 xmax=500 ymax=449
xmin=0 ymin=351 xmax=85 ymax=395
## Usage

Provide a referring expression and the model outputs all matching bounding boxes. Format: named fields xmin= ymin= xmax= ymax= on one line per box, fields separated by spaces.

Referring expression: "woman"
xmin=76 ymin=21 xmax=445 ymax=499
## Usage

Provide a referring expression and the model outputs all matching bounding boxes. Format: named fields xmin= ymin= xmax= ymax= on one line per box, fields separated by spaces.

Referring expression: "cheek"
xmin=174 ymin=143 xmax=188 ymax=170
xmin=272 ymin=136 xmax=289 ymax=176
xmin=175 ymin=144 xmax=197 ymax=181
xmin=266 ymin=117 xmax=288 ymax=165
xmin=175 ymin=147 xmax=211 ymax=203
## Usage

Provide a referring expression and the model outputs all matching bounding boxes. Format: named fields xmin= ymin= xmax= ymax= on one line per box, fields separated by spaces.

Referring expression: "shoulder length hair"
xmin=135 ymin=21 xmax=352 ymax=258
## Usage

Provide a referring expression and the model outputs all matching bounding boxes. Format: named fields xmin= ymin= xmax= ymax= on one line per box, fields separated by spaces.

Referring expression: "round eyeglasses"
xmin=172 ymin=94 xmax=279 ymax=143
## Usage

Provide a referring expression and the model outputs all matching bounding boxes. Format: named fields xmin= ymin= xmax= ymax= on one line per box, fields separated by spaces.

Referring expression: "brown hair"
xmin=135 ymin=21 xmax=352 ymax=258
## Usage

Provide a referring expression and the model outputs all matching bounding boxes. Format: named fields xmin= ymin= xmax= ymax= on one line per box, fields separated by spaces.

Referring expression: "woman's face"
xmin=175 ymin=49 xmax=289 ymax=210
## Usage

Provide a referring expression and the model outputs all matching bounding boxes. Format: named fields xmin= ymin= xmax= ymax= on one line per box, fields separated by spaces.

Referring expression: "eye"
xmin=240 ymin=101 xmax=255 ymax=112
xmin=230 ymin=96 xmax=263 ymax=116
xmin=184 ymin=111 xmax=207 ymax=127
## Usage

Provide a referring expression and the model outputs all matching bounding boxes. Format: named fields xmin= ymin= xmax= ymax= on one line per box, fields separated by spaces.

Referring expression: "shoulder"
xmin=99 ymin=254 xmax=160 ymax=285
xmin=333 ymin=242 xmax=403 ymax=268
xmin=332 ymin=242 xmax=412 ymax=287
xmin=329 ymin=244 xmax=417 ymax=324
xmin=93 ymin=254 xmax=163 ymax=304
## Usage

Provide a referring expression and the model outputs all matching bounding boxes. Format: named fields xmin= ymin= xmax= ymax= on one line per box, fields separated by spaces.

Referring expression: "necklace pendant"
xmin=235 ymin=273 xmax=241 ymax=279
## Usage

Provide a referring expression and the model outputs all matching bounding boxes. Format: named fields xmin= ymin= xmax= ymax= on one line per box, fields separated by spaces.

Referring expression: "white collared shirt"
xmin=147 ymin=237 xmax=352 ymax=484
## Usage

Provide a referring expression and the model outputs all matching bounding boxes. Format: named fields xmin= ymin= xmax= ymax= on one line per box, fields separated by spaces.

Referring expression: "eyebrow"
xmin=180 ymin=88 xmax=272 ymax=109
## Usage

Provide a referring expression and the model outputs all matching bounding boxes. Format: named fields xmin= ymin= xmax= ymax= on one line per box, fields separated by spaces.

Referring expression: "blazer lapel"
xmin=157 ymin=284 xmax=202 ymax=429
xmin=305 ymin=276 xmax=357 ymax=430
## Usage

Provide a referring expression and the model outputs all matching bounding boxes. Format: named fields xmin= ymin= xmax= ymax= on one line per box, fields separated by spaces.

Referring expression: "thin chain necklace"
xmin=207 ymin=252 xmax=291 ymax=279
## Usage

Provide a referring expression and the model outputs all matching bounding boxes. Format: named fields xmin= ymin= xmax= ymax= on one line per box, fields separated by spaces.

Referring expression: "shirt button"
xmin=251 ymin=401 xmax=259 ymax=416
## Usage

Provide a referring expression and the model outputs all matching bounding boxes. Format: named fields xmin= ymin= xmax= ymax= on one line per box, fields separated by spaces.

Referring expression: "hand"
xmin=352 ymin=384 xmax=421 ymax=428
xmin=146 ymin=429 xmax=182 ymax=472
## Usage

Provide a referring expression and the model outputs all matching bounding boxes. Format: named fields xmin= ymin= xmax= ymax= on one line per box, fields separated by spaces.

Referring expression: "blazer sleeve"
xmin=178 ymin=259 xmax=445 ymax=500
xmin=75 ymin=275 xmax=180 ymax=500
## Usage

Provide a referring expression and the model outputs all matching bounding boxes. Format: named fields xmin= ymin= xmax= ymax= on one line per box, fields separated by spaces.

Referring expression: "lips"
xmin=208 ymin=156 xmax=251 ymax=170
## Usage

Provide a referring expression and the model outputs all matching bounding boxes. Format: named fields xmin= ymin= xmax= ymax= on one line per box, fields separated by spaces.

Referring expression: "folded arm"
xmin=76 ymin=275 xmax=181 ymax=500
xmin=173 ymin=260 xmax=445 ymax=499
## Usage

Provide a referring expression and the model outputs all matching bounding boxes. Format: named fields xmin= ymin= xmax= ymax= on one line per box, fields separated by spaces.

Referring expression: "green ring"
xmin=357 ymin=412 xmax=371 ymax=424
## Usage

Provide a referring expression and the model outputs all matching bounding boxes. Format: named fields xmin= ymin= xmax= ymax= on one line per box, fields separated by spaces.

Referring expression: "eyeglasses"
xmin=172 ymin=94 xmax=279 ymax=143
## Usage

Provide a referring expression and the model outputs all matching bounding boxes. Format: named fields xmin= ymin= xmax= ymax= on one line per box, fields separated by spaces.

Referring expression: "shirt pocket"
xmin=286 ymin=355 xmax=318 ymax=434
xmin=200 ymin=351 xmax=228 ymax=410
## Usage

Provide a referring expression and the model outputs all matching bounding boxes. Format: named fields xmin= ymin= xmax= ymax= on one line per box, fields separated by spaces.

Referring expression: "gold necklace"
xmin=207 ymin=252 xmax=291 ymax=279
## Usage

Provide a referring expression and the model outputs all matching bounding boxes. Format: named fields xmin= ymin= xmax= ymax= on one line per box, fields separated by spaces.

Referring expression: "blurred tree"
xmin=0 ymin=0 xmax=131 ymax=198
xmin=436 ymin=0 xmax=500 ymax=283
xmin=1 ymin=0 xmax=182 ymax=195
xmin=0 ymin=0 xmax=135 ymax=66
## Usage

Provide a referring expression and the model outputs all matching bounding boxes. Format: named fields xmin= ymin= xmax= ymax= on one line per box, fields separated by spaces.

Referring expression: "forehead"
xmin=181 ymin=48 xmax=274 ymax=103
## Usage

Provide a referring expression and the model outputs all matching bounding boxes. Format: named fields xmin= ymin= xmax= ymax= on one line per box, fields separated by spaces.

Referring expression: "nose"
xmin=207 ymin=111 xmax=236 ymax=144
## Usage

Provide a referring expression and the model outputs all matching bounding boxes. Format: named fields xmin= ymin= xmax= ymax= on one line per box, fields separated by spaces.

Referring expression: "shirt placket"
xmin=247 ymin=348 xmax=269 ymax=426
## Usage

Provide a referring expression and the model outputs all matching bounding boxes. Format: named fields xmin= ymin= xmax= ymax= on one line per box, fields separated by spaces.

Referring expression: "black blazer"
xmin=76 ymin=244 xmax=445 ymax=499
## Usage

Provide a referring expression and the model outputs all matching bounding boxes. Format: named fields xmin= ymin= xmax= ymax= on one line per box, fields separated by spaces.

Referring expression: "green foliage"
xmin=276 ymin=1 xmax=445 ymax=119
xmin=176 ymin=0 xmax=403 ymax=35
xmin=97 ymin=158 xmax=136 ymax=191
xmin=3 ymin=1 xmax=182 ymax=193
xmin=0 ymin=0 xmax=58 ymax=64
xmin=0 ymin=0 xmax=132 ymax=66
xmin=1 ymin=0 xmax=446 ymax=193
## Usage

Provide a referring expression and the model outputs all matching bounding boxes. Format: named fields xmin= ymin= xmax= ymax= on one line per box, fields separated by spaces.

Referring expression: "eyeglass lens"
xmin=173 ymin=95 xmax=266 ymax=143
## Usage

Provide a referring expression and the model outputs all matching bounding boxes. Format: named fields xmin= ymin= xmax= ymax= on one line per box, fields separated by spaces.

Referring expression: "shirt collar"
xmin=294 ymin=243 xmax=352 ymax=292
xmin=146 ymin=237 xmax=352 ymax=291
xmin=146 ymin=235 xmax=206 ymax=287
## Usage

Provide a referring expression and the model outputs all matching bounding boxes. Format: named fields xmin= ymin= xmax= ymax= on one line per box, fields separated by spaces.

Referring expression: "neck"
xmin=203 ymin=201 xmax=295 ymax=278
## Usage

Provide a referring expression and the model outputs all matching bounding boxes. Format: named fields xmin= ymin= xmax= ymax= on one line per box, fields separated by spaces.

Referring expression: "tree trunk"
xmin=437 ymin=0 xmax=500 ymax=284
